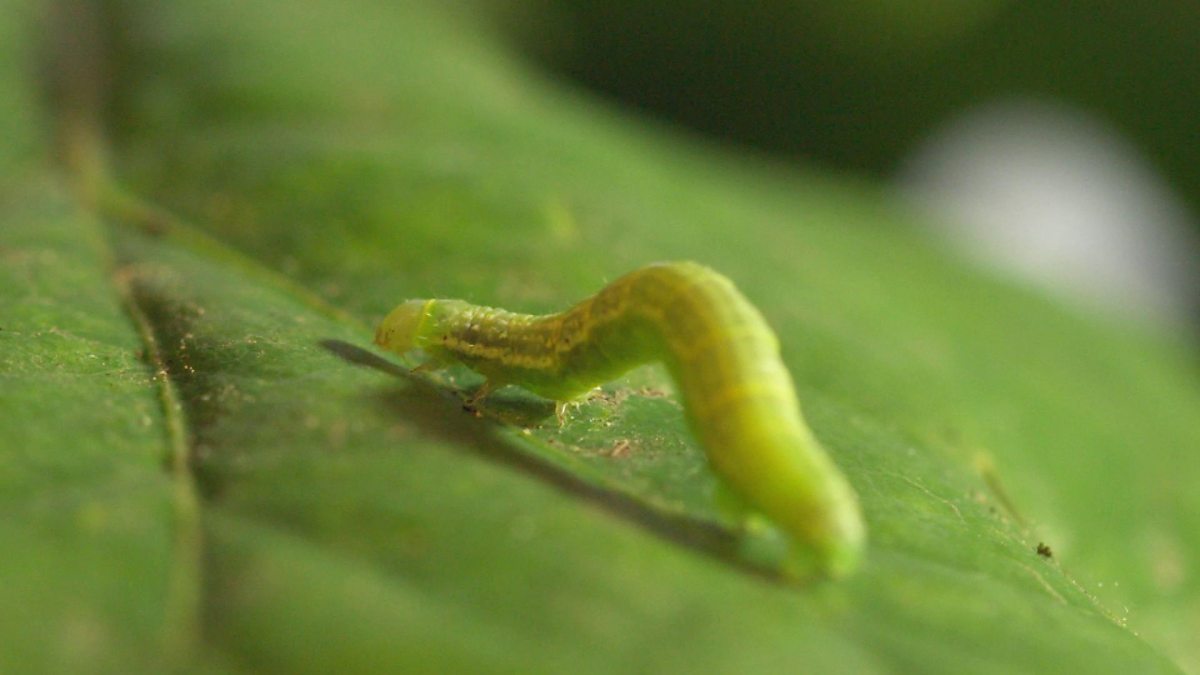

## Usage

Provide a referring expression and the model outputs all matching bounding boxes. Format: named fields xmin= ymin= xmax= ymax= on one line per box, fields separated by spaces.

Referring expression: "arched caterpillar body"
xmin=374 ymin=261 xmax=865 ymax=578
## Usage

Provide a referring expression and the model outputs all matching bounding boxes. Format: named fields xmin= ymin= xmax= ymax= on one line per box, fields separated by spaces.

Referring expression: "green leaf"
xmin=3 ymin=0 xmax=1197 ymax=673
xmin=0 ymin=178 xmax=192 ymax=671
xmin=0 ymin=5 xmax=193 ymax=672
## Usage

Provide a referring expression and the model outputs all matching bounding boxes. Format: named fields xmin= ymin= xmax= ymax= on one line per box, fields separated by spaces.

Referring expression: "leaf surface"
xmin=2 ymin=0 xmax=1197 ymax=672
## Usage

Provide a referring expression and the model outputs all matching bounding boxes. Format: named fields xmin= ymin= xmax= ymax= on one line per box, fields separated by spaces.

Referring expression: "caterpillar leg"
xmin=713 ymin=479 xmax=759 ymax=531
xmin=553 ymin=398 xmax=588 ymax=426
xmin=466 ymin=379 xmax=501 ymax=407
xmin=409 ymin=359 xmax=444 ymax=375
xmin=713 ymin=479 xmax=810 ymax=577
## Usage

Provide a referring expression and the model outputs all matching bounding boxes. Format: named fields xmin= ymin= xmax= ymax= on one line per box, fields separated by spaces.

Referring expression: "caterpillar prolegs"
xmin=375 ymin=261 xmax=865 ymax=578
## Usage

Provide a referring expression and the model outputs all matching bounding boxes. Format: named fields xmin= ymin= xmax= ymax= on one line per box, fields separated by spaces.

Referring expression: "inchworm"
xmin=375 ymin=261 xmax=865 ymax=578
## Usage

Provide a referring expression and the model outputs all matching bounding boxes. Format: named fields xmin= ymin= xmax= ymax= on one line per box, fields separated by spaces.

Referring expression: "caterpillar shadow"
xmin=319 ymin=338 xmax=803 ymax=586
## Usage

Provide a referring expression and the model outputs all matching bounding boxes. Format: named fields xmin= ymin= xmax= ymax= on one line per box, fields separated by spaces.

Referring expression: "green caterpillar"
xmin=374 ymin=261 xmax=865 ymax=578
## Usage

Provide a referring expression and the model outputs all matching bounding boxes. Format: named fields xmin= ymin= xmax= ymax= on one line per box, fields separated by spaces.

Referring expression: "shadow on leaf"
xmin=319 ymin=338 xmax=805 ymax=586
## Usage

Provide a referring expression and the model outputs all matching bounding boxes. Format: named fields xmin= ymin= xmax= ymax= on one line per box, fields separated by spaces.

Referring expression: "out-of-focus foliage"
xmin=505 ymin=0 xmax=1200 ymax=219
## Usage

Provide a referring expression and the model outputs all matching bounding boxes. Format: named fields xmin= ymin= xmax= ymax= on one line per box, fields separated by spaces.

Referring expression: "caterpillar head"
xmin=374 ymin=299 xmax=433 ymax=353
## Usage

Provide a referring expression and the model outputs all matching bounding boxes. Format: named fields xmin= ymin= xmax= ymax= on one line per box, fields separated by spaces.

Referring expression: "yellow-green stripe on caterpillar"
xmin=374 ymin=261 xmax=865 ymax=578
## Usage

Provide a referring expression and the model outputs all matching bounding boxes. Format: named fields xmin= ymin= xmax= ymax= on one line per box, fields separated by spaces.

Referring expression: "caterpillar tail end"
xmin=733 ymin=497 xmax=866 ymax=581
xmin=796 ymin=502 xmax=867 ymax=580
xmin=811 ymin=529 xmax=866 ymax=580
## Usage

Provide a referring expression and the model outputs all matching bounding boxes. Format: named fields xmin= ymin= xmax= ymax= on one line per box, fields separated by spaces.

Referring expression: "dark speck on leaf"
xmin=1036 ymin=542 xmax=1053 ymax=558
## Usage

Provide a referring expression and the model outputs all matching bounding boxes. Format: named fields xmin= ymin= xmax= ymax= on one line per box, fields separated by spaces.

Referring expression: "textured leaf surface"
xmin=3 ymin=0 xmax=1198 ymax=673
xmin=0 ymin=2 xmax=190 ymax=671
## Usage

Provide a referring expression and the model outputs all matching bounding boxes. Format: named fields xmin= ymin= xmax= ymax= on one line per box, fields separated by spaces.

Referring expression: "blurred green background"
xmin=502 ymin=0 xmax=1200 ymax=214
xmin=500 ymin=0 xmax=1200 ymax=325
xmin=3 ymin=1 xmax=1199 ymax=673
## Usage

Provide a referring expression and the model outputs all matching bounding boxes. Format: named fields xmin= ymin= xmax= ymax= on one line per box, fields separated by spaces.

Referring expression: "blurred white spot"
xmin=898 ymin=99 xmax=1200 ymax=325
